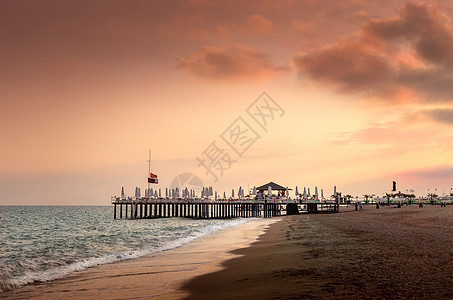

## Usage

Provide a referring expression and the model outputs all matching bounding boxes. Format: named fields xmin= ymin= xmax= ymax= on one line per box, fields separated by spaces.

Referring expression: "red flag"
xmin=148 ymin=177 xmax=158 ymax=184
xmin=150 ymin=173 xmax=158 ymax=178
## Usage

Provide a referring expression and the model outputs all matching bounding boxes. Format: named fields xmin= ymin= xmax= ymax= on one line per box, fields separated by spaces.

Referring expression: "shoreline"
xmin=183 ymin=205 xmax=453 ymax=299
xmin=4 ymin=205 xmax=453 ymax=299
xmin=2 ymin=217 xmax=280 ymax=299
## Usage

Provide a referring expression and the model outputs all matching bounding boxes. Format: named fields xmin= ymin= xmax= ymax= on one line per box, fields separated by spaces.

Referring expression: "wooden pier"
xmin=111 ymin=197 xmax=340 ymax=219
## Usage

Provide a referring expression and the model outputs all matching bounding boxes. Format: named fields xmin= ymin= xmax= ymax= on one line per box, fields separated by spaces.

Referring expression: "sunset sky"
xmin=2 ymin=0 xmax=453 ymax=205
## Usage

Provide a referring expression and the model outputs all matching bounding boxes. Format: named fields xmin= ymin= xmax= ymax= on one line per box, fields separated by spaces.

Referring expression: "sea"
xmin=0 ymin=206 xmax=250 ymax=292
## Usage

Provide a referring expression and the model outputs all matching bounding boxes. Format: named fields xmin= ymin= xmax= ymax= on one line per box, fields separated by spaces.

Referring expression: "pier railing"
xmin=111 ymin=196 xmax=339 ymax=219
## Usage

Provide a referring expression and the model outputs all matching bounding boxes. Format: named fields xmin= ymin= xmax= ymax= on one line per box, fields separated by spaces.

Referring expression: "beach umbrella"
xmin=171 ymin=189 xmax=174 ymax=198
xmin=223 ymin=191 xmax=226 ymax=199
xmin=286 ymin=186 xmax=289 ymax=198
xmin=238 ymin=187 xmax=242 ymax=199
xmin=154 ymin=190 xmax=158 ymax=197
xmin=308 ymin=188 xmax=311 ymax=197
xmin=321 ymin=189 xmax=324 ymax=198
xmin=215 ymin=191 xmax=218 ymax=199
xmin=268 ymin=186 xmax=272 ymax=197
xmin=165 ymin=188 xmax=168 ymax=198
xmin=315 ymin=186 xmax=318 ymax=199
xmin=303 ymin=187 xmax=307 ymax=200
xmin=209 ymin=186 xmax=213 ymax=196
xmin=159 ymin=189 xmax=162 ymax=198
xmin=252 ymin=186 xmax=257 ymax=196
xmin=295 ymin=186 xmax=298 ymax=197
xmin=232 ymin=189 xmax=235 ymax=198
xmin=334 ymin=186 xmax=337 ymax=196
xmin=121 ymin=187 xmax=125 ymax=198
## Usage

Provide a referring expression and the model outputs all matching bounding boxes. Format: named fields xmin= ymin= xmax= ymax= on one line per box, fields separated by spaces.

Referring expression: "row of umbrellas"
xmin=122 ymin=185 xmax=337 ymax=200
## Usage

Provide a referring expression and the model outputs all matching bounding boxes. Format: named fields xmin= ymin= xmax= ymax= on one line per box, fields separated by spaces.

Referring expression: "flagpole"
xmin=148 ymin=150 xmax=151 ymax=190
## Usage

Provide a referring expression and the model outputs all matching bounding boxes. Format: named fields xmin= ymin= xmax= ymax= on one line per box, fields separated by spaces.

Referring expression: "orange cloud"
xmin=176 ymin=45 xmax=287 ymax=80
xmin=407 ymin=108 xmax=453 ymax=125
xmin=294 ymin=40 xmax=393 ymax=93
xmin=294 ymin=2 xmax=453 ymax=104
xmin=240 ymin=14 xmax=274 ymax=35
xmin=292 ymin=19 xmax=314 ymax=35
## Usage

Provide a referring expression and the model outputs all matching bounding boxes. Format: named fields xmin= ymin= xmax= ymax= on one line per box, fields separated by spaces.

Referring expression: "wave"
xmin=1 ymin=218 xmax=250 ymax=292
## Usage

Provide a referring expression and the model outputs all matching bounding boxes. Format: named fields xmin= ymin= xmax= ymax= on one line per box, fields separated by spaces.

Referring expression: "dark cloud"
xmin=294 ymin=41 xmax=394 ymax=93
xmin=366 ymin=2 xmax=453 ymax=66
xmin=176 ymin=45 xmax=288 ymax=80
xmin=294 ymin=2 xmax=453 ymax=103
xmin=411 ymin=108 xmax=453 ymax=125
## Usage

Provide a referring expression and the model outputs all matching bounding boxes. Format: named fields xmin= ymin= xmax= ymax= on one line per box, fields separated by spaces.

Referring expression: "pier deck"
xmin=111 ymin=197 xmax=340 ymax=219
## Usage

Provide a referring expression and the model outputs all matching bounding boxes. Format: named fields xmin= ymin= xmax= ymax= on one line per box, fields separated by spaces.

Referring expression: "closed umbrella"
xmin=286 ymin=186 xmax=289 ymax=198
xmin=308 ymin=188 xmax=311 ymax=197
xmin=268 ymin=186 xmax=272 ymax=198
xmin=232 ymin=189 xmax=234 ymax=198
xmin=253 ymin=186 xmax=257 ymax=196
xmin=315 ymin=186 xmax=318 ymax=199
xmin=295 ymin=186 xmax=298 ymax=198
xmin=121 ymin=187 xmax=125 ymax=198
xmin=321 ymin=189 xmax=324 ymax=198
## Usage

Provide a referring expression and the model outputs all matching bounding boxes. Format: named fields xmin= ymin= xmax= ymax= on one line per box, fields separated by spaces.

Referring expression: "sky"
xmin=2 ymin=0 xmax=453 ymax=205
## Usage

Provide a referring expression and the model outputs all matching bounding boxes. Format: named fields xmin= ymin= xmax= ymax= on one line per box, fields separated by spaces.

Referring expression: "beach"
xmin=2 ymin=217 xmax=280 ymax=299
xmin=184 ymin=205 xmax=453 ymax=299
xmin=4 ymin=205 xmax=453 ymax=299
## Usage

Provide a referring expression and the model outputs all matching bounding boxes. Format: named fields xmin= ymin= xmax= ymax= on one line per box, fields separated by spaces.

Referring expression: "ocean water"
xmin=0 ymin=206 xmax=249 ymax=291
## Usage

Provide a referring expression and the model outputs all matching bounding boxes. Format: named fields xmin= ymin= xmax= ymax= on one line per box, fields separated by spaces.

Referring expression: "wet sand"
xmin=4 ymin=205 xmax=453 ymax=299
xmin=183 ymin=205 xmax=453 ymax=299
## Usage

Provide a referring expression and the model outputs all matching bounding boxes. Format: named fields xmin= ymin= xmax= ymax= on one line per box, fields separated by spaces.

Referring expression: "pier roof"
xmin=256 ymin=182 xmax=291 ymax=191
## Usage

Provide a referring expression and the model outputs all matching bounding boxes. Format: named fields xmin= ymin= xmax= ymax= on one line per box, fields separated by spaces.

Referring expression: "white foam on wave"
xmin=1 ymin=218 xmax=250 ymax=291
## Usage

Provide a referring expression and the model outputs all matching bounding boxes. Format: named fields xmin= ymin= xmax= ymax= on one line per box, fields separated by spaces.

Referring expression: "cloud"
xmin=294 ymin=41 xmax=393 ymax=93
xmin=176 ymin=45 xmax=287 ymax=80
xmin=292 ymin=19 xmax=314 ymax=35
xmin=365 ymin=2 xmax=453 ymax=66
xmin=240 ymin=14 xmax=274 ymax=35
xmin=408 ymin=108 xmax=453 ymax=125
xmin=294 ymin=2 xmax=453 ymax=104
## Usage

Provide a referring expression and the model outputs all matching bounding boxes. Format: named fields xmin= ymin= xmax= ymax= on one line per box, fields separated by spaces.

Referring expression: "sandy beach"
xmin=183 ymin=205 xmax=453 ymax=299
xmin=4 ymin=205 xmax=453 ymax=299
